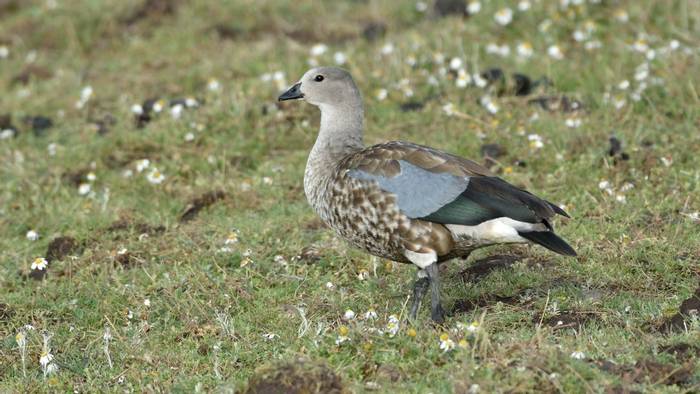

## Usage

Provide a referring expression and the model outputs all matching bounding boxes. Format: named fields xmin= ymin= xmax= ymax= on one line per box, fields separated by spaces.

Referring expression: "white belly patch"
xmin=446 ymin=217 xmax=545 ymax=244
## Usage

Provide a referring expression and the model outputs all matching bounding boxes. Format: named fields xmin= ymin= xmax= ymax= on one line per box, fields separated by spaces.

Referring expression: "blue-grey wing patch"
xmin=348 ymin=160 xmax=469 ymax=218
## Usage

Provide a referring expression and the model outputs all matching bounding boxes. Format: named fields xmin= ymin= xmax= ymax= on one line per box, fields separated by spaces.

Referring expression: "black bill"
xmin=278 ymin=82 xmax=303 ymax=101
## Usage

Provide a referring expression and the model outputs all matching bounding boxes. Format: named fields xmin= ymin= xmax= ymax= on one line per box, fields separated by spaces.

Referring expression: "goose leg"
xmin=409 ymin=271 xmax=429 ymax=320
xmin=425 ymin=263 xmax=445 ymax=323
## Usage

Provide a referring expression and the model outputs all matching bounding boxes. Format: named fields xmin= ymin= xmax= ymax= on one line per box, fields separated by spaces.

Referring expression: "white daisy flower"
xmin=614 ymin=9 xmax=629 ymax=23
xmin=78 ymin=183 xmax=91 ymax=196
xmin=456 ymin=69 xmax=471 ymax=88
xmin=146 ymin=168 xmax=165 ymax=184
xmin=528 ymin=134 xmax=544 ymax=149
xmin=170 ymin=104 xmax=184 ymax=119
xmin=572 ymin=30 xmax=587 ymax=42
xmin=439 ymin=333 xmax=455 ymax=352
xmin=207 ymin=78 xmax=221 ymax=92
xmin=75 ymin=86 xmax=93 ymax=109
xmin=31 ymin=257 xmax=48 ymax=270
xmin=364 ymin=308 xmax=378 ymax=320
xmin=335 ymin=326 xmax=350 ymax=345
xmin=494 ymin=8 xmax=513 ymax=26
xmin=570 ymin=350 xmax=586 ymax=359
xmin=357 ymin=269 xmax=369 ymax=280
xmin=333 ymin=52 xmax=347 ymax=65
xmin=517 ymin=1 xmax=531 ymax=11
xmin=0 ymin=45 xmax=9 ymax=59
xmin=547 ymin=45 xmax=564 ymax=60
xmin=131 ymin=104 xmax=144 ymax=115
xmin=26 ymin=230 xmax=39 ymax=241
xmin=479 ymin=95 xmax=499 ymax=114
xmin=415 ymin=1 xmax=428 ymax=12
xmin=386 ymin=315 xmax=400 ymax=337
xmin=473 ymin=73 xmax=488 ymax=88
xmin=343 ymin=309 xmax=356 ymax=321
xmin=144 ymin=299 xmax=151 ymax=307
xmin=310 ymin=44 xmax=328 ymax=56
xmin=467 ymin=1 xmax=481 ymax=14
xmin=565 ymin=118 xmax=582 ymax=128
xmin=0 ymin=129 xmax=14 ymax=139
xmin=39 ymin=351 xmax=53 ymax=367
xmin=184 ymin=132 xmax=195 ymax=142
xmin=516 ymin=42 xmax=533 ymax=58
xmin=635 ymin=63 xmax=649 ymax=81
xmin=375 ymin=88 xmax=388 ymax=101
xmin=612 ymin=95 xmax=626 ymax=110
xmin=449 ymin=57 xmax=463 ymax=70
xmin=442 ymin=103 xmax=455 ymax=116
xmin=381 ymin=42 xmax=394 ymax=55
xmin=584 ymin=40 xmax=602 ymax=50
xmin=152 ymin=100 xmax=165 ymax=113
xmin=632 ymin=39 xmax=649 ymax=53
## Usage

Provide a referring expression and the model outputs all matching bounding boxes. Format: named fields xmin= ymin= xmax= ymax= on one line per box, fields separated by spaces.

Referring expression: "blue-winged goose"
xmin=279 ymin=67 xmax=576 ymax=323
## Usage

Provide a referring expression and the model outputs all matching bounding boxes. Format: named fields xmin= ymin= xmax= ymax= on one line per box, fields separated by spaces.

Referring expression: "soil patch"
xmin=593 ymin=359 xmax=694 ymax=386
xmin=244 ymin=358 xmax=347 ymax=394
xmin=46 ymin=236 xmax=82 ymax=262
xmin=538 ymin=311 xmax=599 ymax=330
xmin=451 ymin=293 xmax=523 ymax=315
xmin=658 ymin=284 xmax=700 ymax=333
xmin=179 ymin=190 xmax=227 ymax=222
xmin=659 ymin=343 xmax=700 ymax=360
xmin=461 ymin=254 xmax=521 ymax=281
xmin=107 ymin=216 xmax=165 ymax=236
xmin=121 ymin=0 xmax=179 ymax=26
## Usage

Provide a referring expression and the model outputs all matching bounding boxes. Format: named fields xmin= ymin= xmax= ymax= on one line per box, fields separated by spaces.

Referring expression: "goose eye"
xmin=314 ymin=75 xmax=324 ymax=82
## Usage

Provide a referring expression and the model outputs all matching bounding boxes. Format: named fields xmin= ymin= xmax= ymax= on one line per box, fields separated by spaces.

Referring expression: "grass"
xmin=1 ymin=0 xmax=699 ymax=392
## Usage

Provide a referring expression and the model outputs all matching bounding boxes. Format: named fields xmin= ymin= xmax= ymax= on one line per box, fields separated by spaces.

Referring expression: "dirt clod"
xmin=399 ymin=101 xmax=424 ymax=112
xmin=294 ymin=246 xmax=322 ymax=263
xmin=658 ymin=285 xmax=700 ymax=333
xmin=461 ymin=254 xmax=520 ymax=281
xmin=594 ymin=359 xmax=694 ymax=386
xmin=46 ymin=236 xmax=81 ymax=262
xmin=107 ymin=217 xmax=165 ymax=236
xmin=121 ymin=0 xmax=179 ymax=26
xmin=244 ymin=358 xmax=346 ymax=394
xmin=179 ymin=190 xmax=227 ymax=222
xmin=451 ymin=293 xmax=522 ymax=315
xmin=529 ymin=95 xmax=584 ymax=114
xmin=659 ymin=343 xmax=700 ymax=360
xmin=539 ymin=311 xmax=597 ymax=330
